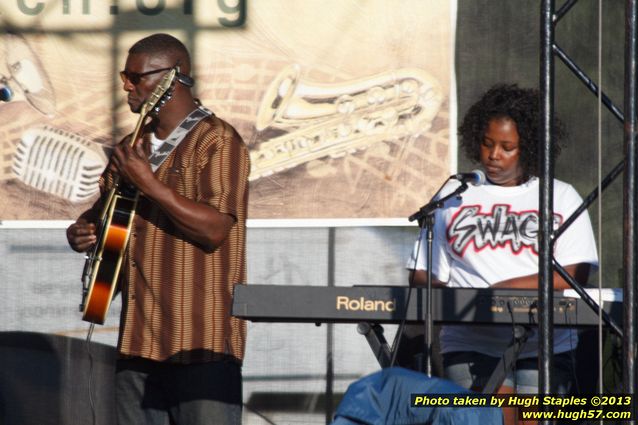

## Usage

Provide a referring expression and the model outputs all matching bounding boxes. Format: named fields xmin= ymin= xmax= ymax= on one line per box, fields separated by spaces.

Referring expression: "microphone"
xmin=0 ymin=85 xmax=13 ymax=102
xmin=407 ymin=169 xmax=486 ymax=222
xmin=451 ymin=169 xmax=486 ymax=186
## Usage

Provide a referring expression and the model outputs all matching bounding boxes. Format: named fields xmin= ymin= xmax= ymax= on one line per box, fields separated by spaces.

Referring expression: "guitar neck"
xmin=129 ymin=102 xmax=153 ymax=147
xmin=99 ymin=112 xmax=148 ymax=220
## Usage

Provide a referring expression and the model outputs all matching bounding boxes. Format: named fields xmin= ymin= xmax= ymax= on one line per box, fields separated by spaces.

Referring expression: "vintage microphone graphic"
xmin=12 ymin=126 xmax=108 ymax=202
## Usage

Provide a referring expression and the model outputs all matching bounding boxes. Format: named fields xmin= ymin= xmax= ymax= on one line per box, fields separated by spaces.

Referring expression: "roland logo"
xmin=336 ymin=296 xmax=396 ymax=312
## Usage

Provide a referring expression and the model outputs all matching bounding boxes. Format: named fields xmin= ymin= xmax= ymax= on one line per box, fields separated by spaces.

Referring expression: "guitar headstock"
xmin=139 ymin=67 xmax=178 ymax=118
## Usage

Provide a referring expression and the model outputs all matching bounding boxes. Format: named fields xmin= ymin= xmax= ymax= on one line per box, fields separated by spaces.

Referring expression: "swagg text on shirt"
xmin=447 ymin=204 xmax=563 ymax=256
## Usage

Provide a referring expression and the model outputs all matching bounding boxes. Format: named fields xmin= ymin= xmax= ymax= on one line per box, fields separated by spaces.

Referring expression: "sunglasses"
xmin=119 ymin=66 xmax=173 ymax=85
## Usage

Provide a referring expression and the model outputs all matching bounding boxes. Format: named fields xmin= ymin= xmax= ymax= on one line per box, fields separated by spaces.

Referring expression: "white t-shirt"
xmin=150 ymin=133 xmax=164 ymax=153
xmin=407 ymin=177 xmax=599 ymax=358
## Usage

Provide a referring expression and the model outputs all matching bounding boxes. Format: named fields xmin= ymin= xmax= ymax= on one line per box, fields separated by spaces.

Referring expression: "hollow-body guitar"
xmin=80 ymin=68 xmax=177 ymax=324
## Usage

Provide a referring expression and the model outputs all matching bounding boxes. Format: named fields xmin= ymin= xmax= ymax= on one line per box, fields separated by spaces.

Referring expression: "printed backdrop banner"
xmin=0 ymin=0 xmax=455 ymax=221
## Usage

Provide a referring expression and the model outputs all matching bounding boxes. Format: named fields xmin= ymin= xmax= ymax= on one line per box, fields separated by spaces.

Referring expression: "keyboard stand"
xmin=357 ymin=322 xmax=392 ymax=368
xmin=357 ymin=321 xmax=540 ymax=391
xmin=482 ymin=325 xmax=531 ymax=394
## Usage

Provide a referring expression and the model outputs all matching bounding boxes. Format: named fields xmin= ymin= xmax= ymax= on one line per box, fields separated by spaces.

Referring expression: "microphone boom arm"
xmin=408 ymin=182 xmax=469 ymax=222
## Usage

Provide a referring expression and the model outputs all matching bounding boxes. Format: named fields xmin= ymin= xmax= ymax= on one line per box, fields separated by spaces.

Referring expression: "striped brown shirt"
xmin=96 ymin=115 xmax=249 ymax=364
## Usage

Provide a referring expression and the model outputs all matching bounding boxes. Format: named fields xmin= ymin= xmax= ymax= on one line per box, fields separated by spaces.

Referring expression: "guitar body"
xmin=81 ymin=190 xmax=138 ymax=324
xmin=79 ymin=67 xmax=177 ymax=324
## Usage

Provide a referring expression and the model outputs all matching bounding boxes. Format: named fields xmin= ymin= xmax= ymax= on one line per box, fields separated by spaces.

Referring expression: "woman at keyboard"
xmin=407 ymin=84 xmax=598 ymax=425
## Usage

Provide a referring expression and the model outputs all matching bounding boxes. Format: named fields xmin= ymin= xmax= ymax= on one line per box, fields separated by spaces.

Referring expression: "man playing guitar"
xmin=66 ymin=33 xmax=250 ymax=425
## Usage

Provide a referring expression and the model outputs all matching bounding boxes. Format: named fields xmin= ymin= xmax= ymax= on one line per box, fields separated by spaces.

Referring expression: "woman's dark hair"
xmin=458 ymin=84 xmax=564 ymax=177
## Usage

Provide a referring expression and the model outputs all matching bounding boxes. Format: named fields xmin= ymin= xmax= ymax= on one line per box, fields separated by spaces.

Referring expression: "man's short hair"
xmin=129 ymin=33 xmax=191 ymax=69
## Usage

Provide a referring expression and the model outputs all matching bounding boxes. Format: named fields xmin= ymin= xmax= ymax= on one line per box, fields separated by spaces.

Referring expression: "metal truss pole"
xmin=539 ymin=1 xmax=555 ymax=404
xmin=624 ymin=0 xmax=638 ymax=400
xmin=540 ymin=0 xmax=638 ymax=411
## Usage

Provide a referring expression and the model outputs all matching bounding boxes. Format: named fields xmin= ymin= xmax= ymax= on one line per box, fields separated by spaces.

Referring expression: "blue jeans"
xmin=115 ymin=357 xmax=242 ymax=425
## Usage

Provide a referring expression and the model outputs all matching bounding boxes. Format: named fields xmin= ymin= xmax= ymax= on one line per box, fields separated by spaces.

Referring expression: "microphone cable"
xmin=85 ymin=323 xmax=97 ymax=425
xmin=507 ymin=301 xmax=518 ymax=391
xmin=563 ymin=307 xmax=581 ymax=394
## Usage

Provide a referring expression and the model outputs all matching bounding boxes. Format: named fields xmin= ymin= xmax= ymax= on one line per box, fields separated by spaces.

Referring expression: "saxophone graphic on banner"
xmin=250 ymin=65 xmax=444 ymax=181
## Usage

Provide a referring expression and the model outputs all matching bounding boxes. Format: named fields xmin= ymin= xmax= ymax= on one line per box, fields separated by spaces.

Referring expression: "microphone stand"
xmin=407 ymin=182 xmax=471 ymax=375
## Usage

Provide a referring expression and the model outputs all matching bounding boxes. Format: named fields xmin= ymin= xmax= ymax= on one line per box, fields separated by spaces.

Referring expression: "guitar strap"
xmin=147 ymin=105 xmax=214 ymax=172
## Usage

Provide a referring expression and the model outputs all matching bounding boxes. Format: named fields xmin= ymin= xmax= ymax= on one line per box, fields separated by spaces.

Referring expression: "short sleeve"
xmin=197 ymin=130 xmax=250 ymax=220
xmin=406 ymin=210 xmax=452 ymax=283
xmin=553 ymin=184 xmax=599 ymax=268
